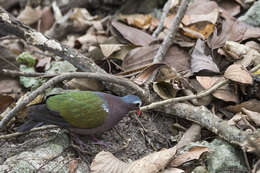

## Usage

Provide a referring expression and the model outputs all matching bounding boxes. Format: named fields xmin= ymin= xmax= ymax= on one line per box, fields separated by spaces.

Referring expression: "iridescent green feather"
xmin=46 ymin=91 xmax=107 ymax=128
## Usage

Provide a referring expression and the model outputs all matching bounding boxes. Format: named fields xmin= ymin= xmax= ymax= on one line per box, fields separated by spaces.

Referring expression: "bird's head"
xmin=121 ymin=95 xmax=142 ymax=115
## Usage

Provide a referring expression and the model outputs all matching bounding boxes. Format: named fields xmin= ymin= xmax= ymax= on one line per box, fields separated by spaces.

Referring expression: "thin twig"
xmin=152 ymin=0 xmax=172 ymax=38
xmin=141 ymin=79 xmax=229 ymax=111
xmin=153 ymin=0 xmax=191 ymax=63
xmin=0 ymin=125 xmax=58 ymax=139
xmin=150 ymin=0 xmax=191 ymax=82
xmin=2 ymin=69 xmax=57 ymax=77
xmin=0 ymin=72 xmax=145 ymax=129
xmin=242 ymin=148 xmax=251 ymax=172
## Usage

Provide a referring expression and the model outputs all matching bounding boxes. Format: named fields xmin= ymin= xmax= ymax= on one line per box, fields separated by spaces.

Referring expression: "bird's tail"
xmin=17 ymin=119 xmax=44 ymax=132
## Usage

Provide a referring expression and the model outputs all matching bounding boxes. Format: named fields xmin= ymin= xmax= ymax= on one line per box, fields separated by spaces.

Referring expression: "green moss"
xmin=16 ymin=52 xmax=36 ymax=67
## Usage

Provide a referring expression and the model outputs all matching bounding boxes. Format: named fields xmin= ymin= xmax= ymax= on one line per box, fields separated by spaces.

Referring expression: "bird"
xmin=17 ymin=91 xmax=142 ymax=135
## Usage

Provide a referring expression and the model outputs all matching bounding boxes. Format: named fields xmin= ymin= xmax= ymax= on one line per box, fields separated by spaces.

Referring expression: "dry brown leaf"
xmin=242 ymin=108 xmax=260 ymax=126
xmin=218 ymin=0 xmax=241 ymax=17
xmin=224 ymin=64 xmax=253 ymax=84
xmin=133 ymin=63 xmax=166 ymax=85
xmin=189 ymin=79 xmax=212 ymax=106
xmin=123 ymin=45 xmax=191 ymax=77
xmin=111 ymin=20 xmax=155 ymax=46
xmin=191 ymin=39 xmax=220 ymax=75
xmin=157 ymin=66 xmax=179 ymax=82
xmin=208 ymin=13 xmax=260 ymax=49
xmin=186 ymin=0 xmax=219 ymax=16
xmin=0 ymin=78 xmax=21 ymax=95
xmin=196 ymin=76 xmax=239 ymax=103
xmin=70 ymin=8 xmax=96 ymax=30
xmin=91 ymin=151 xmax=128 ymax=173
xmin=153 ymin=81 xmax=177 ymax=99
xmin=36 ymin=57 xmax=51 ymax=72
xmin=17 ymin=5 xmax=42 ymax=25
xmin=132 ymin=63 xmax=178 ymax=85
xmin=207 ymin=17 xmax=246 ymax=49
xmin=39 ymin=7 xmax=55 ymax=33
xmin=179 ymin=0 xmax=219 ymax=39
xmin=182 ymin=9 xmax=219 ymax=25
xmin=120 ymin=14 xmax=153 ymax=29
xmin=0 ymin=94 xmax=14 ymax=113
xmin=224 ymin=41 xmax=260 ymax=67
xmin=91 ymin=147 xmax=177 ymax=173
xmin=226 ymin=99 xmax=260 ymax=113
xmin=100 ymin=44 xmax=123 ymax=57
xmin=183 ymin=23 xmax=215 ymax=40
xmin=171 ymin=146 xmax=209 ymax=167
xmin=69 ymin=160 xmax=78 ymax=173
xmin=77 ymin=27 xmax=107 ymax=44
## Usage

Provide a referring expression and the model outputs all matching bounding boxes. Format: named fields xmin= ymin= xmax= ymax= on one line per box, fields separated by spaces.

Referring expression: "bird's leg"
xmin=70 ymin=132 xmax=89 ymax=150
xmin=90 ymin=135 xmax=112 ymax=146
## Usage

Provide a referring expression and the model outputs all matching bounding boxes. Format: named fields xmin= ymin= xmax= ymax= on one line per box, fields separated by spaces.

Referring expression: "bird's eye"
xmin=135 ymin=103 xmax=141 ymax=107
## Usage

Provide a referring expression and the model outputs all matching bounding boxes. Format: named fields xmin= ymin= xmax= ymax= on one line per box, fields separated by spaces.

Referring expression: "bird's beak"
xmin=137 ymin=109 xmax=141 ymax=116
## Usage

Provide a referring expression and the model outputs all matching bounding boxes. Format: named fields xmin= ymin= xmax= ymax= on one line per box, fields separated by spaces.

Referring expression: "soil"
xmin=0 ymin=111 xmax=184 ymax=164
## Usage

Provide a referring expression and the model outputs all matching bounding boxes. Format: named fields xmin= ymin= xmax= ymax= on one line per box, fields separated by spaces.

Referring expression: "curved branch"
xmin=0 ymin=72 xmax=145 ymax=129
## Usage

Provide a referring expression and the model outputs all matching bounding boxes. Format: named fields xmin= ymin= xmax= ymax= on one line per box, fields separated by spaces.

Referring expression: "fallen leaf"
xmin=100 ymin=44 xmax=123 ymax=57
xmin=171 ymin=146 xmax=209 ymax=167
xmin=196 ymin=76 xmax=239 ymax=103
xmin=35 ymin=57 xmax=51 ymax=72
xmin=226 ymin=99 xmax=260 ymax=113
xmin=77 ymin=27 xmax=107 ymax=44
xmin=119 ymin=14 xmax=153 ymax=29
xmin=224 ymin=41 xmax=260 ymax=67
xmin=91 ymin=147 xmax=177 ymax=173
xmin=153 ymin=81 xmax=177 ymax=99
xmin=39 ymin=7 xmax=55 ymax=33
xmin=0 ymin=94 xmax=14 ymax=113
xmin=133 ymin=63 xmax=166 ymax=85
xmin=242 ymin=108 xmax=260 ymax=126
xmin=180 ymin=0 xmax=219 ymax=39
xmin=123 ymin=44 xmax=191 ymax=77
xmin=191 ymin=39 xmax=220 ymax=75
xmin=208 ymin=14 xmax=260 ymax=49
xmin=207 ymin=17 xmax=246 ymax=49
xmin=69 ymin=160 xmax=78 ymax=173
xmin=218 ymin=0 xmax=241 ymax=17
xmin=111 ymin=20 xmax=155 ymax=46
xmin=182 ymin=22 xmax=215 ymax=40
xmin=182 ymin=9 xmax=219 ymax=25
xmin=17 ymin=5 xmax=42 ymax=25
xmin=91 ymin=151 xmax=128 ymax=173
xmin=224 ymin=64 xmax=253 ymax=84
xmin=0 ymin=78 xmax=22 ymax=95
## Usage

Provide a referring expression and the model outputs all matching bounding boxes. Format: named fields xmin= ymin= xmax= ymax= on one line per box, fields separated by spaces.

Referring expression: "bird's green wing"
xmin=46 ymin=91 xmax=108 ymax=128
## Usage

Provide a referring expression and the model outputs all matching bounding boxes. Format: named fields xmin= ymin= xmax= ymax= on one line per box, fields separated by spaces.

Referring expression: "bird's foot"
xmin=91 ymin=135 xmax=112 ymax=146
xmin=70 ymin=133 xmax=89 ymax=150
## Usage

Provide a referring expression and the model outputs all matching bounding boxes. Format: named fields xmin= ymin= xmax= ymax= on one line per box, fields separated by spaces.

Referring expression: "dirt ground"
xmin=0 ymin=111 xmax=183 ymax=164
